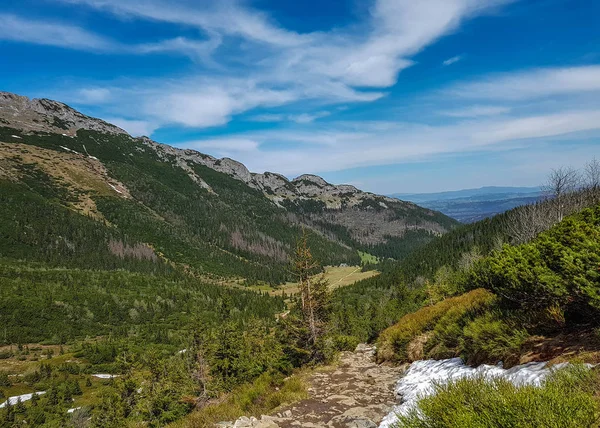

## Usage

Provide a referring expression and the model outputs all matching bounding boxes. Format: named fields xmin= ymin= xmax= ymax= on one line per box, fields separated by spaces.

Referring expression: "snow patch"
xmin=108 ymin=183 xmax=123 ymax=194
xmin=59 ymin=146 xmax=80 ymax=155
xmin=92 ymin=374 xmax=119 ymax=379
xmin=379 ymin=358 xmax=570 ymax=428
xmin=10 ymin=135 xmax=21 ymax=139
xmin=0 ymin=392 xmax=46 ymax=408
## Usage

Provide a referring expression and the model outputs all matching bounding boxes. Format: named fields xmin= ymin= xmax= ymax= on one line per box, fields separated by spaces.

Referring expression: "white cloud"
xmin=0 ymin=14 xmax=115 ymax=51
xmin=134 ymin=36 xmax=222 ymax=63
xmin=443 ymin=54 xmax=464 ymax=66
xmin=448 ymin=65 xmax=600 ymax=100
xmin=42 ymin=0 xmax=515 ymax=127
xmin=186 ymin=138 xmax=260 ymax=153
xmin=78 ymin=88 xmax=112 ymax=103
xmin=183 ymin=109 xmax=600 ymax=176
xmin=106 ymin=118 xmax=158 ymax=136
xmin=248 ymin=111 xmax=330 ymax=124
xmin=248 ymin=114 xmax=286 ymax=123
xmin=60 ymin=0 xmax=310 ymax=47
xmin=291 ymin=112 xmax=331 ymax=124
xmin=440 ymin=105 xmax=510 ymax=117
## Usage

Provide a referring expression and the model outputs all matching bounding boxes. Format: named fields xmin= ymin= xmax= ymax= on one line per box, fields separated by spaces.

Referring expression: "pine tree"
xmin=293 ymin=231 xmax=330 ymax=346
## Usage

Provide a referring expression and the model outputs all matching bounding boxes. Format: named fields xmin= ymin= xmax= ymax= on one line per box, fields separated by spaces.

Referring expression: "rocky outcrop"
xmin=221 ymin=344 xmax=406 ymax=428
xmin=0 ymin=92 xmax=127 ymax=136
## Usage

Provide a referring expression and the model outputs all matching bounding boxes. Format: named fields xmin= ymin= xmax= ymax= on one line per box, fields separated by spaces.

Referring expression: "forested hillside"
xmin=330 ymin=162 xmax=600 ymax=344
xmin=0 ymin=92 xmax=458 ymax=284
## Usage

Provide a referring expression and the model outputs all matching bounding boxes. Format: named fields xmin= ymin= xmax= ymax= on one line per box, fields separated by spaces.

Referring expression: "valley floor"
xmin=243 ymin=266 xmax=379 ymax=297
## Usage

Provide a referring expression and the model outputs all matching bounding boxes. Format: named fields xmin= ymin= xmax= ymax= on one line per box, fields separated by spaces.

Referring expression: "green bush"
xmin=377 ymin=289 xmax=495 ymax=362
xmin=459 ymin=312 xmax=528 ymax=366
xmin=332 ymin=335 xmax=361 ymax=352
xmin=466 ymin=204 xmax=600 ymax=320
xmin=397 ymin=365 xmax=600 ymax=428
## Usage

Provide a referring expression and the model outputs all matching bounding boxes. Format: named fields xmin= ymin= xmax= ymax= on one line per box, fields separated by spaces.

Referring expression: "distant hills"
xmin=390 ymin=186 xmax=543 ymax=223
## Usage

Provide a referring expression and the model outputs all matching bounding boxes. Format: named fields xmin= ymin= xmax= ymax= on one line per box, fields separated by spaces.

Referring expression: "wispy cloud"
xmin=248 ymin=111 xmax=331 ymax=124
xmin=440 ymin=105 xmax=510 ymax=117
xmin=0 ymin=13 xmax=116 ymax=51
xmin=447 ymin=65 xmax=600 ymax=99
xmin=78 ymin=88 xmax=112 ymax=103
xmin=105 ymin=117 xmax=158 ymax=137
xmin=180 ymin=109 xmax=600 ymax=176
xmin=41 ymin=0 xmax=515 ymax=128
xmin=0 ymin=13 xmax=222 ymax=61
xmin=443 ymin=54 xmax=464 ymax=66
xmin=185 ymin=138 xmax=260 ymax=153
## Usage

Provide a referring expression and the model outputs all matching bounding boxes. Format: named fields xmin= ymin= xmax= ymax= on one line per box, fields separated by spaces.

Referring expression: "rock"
xmin=346 ymin=418 xmax=377 ymax=428
xmin=282 ymin=410 xmax=293 ymax=418
xmin=327 ymin=395 xmax=357 ymax=407
xmin=0 ymin=91 xmax=127 ymax=136
xmin=255 ymin=421 xmax=279 ymax=428
xmin=233 ymin=416 xmax=256 ymax=427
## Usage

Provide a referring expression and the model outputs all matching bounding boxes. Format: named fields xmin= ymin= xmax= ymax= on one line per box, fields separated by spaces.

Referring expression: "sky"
xmin=1 ymin=0 xmax=600 ymax=193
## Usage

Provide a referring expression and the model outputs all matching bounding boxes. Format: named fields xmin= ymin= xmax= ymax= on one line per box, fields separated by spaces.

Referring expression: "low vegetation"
xmin=397 ymin=365 xmax=600 ymax=428
xmin=172 ymin=371 xmax=307 ymax=428
xmin=377 ymin=197 xmax=600 ymax=367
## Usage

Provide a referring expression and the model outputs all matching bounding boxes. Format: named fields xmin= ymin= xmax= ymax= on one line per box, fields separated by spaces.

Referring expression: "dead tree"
xmin=543 ymin=166 xmax=581 ymax=223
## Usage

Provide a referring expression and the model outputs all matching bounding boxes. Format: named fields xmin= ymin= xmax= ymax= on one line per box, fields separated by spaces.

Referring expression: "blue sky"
xmin=1 ymin=0 xmax=600 ymax=193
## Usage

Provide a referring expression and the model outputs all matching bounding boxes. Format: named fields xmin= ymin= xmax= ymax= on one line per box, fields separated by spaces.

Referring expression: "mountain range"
xmin=391 ymin=186 xmax=543 ymax=223
xmin=0 ymin=91 xmax=457 ymax=283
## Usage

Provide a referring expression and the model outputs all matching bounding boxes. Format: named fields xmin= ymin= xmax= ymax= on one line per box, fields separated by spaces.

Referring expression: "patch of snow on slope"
xmin=379 ymin=358 xmax=568 ymax=428
xmin=59 ymin=145 xmax=80 ymax=154
xmin=0 ymin=392 xmax=46 ymax=408
xmin=108 ymin=183 xmax=123 ymax=194
xmin=92 ymin=374 xmax=119 ymax=379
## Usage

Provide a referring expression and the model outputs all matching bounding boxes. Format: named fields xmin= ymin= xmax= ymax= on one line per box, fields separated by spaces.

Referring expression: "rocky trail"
xmin=226 ymin=345 xmax=406 ymax=428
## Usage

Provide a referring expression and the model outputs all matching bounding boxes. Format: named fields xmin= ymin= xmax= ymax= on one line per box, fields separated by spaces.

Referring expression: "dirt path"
xmin=230 ymin=345 xmax=406 ymax=428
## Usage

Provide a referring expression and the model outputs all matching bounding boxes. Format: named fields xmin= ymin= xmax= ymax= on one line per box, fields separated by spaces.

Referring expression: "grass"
xmin=358 ymin=251 xmax=378 ymax=265
xmin=396 ymin=365 xmax=600 ymax=428
xmin=170 ymin=371 xmax=308 ymax=428
xmin=376 ymin=289 xmax=496 ymax=363
xmin=0 ymin=142 xmax=119 ymax=218
xmin=246 ymin=266 xmax=379 ymax=297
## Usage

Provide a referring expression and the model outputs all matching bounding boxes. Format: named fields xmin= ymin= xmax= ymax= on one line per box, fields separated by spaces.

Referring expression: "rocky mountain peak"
xmin=293 ymin=174 xmax=329 ymax=187
xmin=0 ymin=91 xmax=127 ymax=136
xmin=215 ymin=158 xmax=252 ymax=182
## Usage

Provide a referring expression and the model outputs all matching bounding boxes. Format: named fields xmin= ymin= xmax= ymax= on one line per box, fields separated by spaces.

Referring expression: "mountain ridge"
xmin=1 ymin=91 xmax=411 ymax=211
xmin=0 ymin=90 xmax=458 ymax=281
